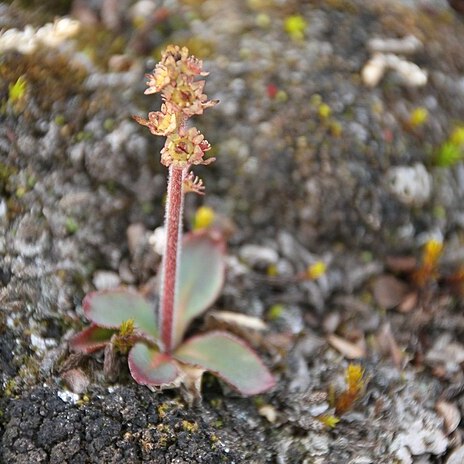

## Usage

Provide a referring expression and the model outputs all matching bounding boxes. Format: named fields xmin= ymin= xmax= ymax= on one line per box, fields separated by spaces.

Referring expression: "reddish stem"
xmin=159 ymin=165 xmax=184 ymax=352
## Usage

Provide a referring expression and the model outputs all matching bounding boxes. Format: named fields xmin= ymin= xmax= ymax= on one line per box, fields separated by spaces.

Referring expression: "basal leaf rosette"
xmin=70 ymin=231 xmax=275 ymax=395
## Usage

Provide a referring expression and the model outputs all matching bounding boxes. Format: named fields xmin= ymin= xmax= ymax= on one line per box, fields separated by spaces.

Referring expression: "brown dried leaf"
xmin=322 ymin=312 xmax=341 ymax=334
xmin=179 ymin=365 xmax=206 ymax=407
xmin=327 ymin=334 xmax=366 ymax=359
xmin=204 ymin=310 xmax=268 ymax=348
xmin=373 ymin=274 xmax=409 ymax=309
xmin=385 ymin=255 xmax=417 ymax=273
xmin=103 ymin=341 xmax=120 ymax=383
xmin=398 ymin=291 xmax=418 ymax=313
xmin=377 ymin=323 xmax=405 ymax=367
xmin=206 ymin=310 xmax=268 ymax=331
xmin=436 ymin=400 xmax=461 ymax=435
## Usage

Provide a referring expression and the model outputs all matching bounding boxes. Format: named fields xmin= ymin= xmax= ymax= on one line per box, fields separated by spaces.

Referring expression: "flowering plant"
xmin=70 ymin=45 xmax=275 ymax=398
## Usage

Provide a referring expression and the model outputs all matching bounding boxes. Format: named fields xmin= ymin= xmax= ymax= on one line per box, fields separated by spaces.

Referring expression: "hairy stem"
xmin=159 ymin=165 xmax=184 ymax=352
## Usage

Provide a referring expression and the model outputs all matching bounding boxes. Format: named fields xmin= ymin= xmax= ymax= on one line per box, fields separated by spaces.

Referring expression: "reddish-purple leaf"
xmin=174 ymin=331 xmax=275 ymax=395
xmin=128 ymin=342 xmax=179 ymax=386
xmin=69 ymin=325 xmax=115 ymax=354
xmin=83 ymin=289 xmax=158 ymax=339
xmin=173 ymin=231 xmax=225 ymax=347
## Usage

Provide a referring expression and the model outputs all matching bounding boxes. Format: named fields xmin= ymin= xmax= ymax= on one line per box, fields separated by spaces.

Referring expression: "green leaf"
xmin=83 ymin=289 xmax=158 ymax=339
xmin=173 ymin=231 xmax=225 ymax=347
xmin=174 ymin=331 xmax=275 ymax=395
xmin=128 ymin=343 xmax=179 ymax=386
xmin=69 ymin=324 xmax=116 ymax=353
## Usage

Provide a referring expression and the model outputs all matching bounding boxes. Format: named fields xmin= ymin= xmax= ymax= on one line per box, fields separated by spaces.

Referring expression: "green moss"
xmin=0 ymin=51 xmax=88 ymax=117
xmin=361 ymin=251 xmax=374 ymax=263
xmin=157 ymin=402 xmax=170 ymax=419
xmin=8 ymin=76 xmax=28 ymax=111
xmin=54 ymin=114 xmax=66 ymax=126
xmin=4 ymin=379 xmax=18 ymax=397
xmin=0 ymin=162 xmax=17 ymax=194
xmin=141 ymin=202 xmax=154 ymax=214
xmin=5 ymin=0 xmax=72 ymax=16
xmin=211 ymin=419 xmax=223 ymax=428
xmin=75 ymin=131 xmax=93 ymax=142
xmin=209 ymin=398 xmax=222 ymax=408
xmin=26 ymin=175 xmax=36 ymax=189
xmin=435 ymin=141 xmax=462 ymax=167
xmin=103 ymin=118 xmax=116 ymax=132
xmin=65 ymin=217 xmax=79 ymax=234
xmin=267 ymin=304 xmax=284 ymax=321
xmin=284 ymin=15 xmax=307 ymax=41
xmin=409 ymin=107 xmax=428 ymax=127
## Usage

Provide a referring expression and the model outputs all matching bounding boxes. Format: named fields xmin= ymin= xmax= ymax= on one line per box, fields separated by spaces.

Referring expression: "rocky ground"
xmin=1 ymin=0 xmax=464 ymax=462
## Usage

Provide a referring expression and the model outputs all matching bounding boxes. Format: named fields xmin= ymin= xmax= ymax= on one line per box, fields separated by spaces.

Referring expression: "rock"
xmin=446 ymin=445 xmax=464 ymax=464
xmin=127 ymin=223 xmax=147 ymax=257
xmin=61 ymin=368 xmax=90 ymax=394
xmin=435 ymin=400 xmax=461 ymax=435
xmin=387 ymin=164 xmax=432 ymax=206
xmin=92 ymin=271 xmax=121 ymax=290
xmin=373 ymin=275 xmax=410 ymax=309
xmin=425 ymin=334 xmax=464 ymax=375
xmin=368 ymin=35 xmax=422 ymax=54
xmin=362 ymin=53 xmax=428 ymax=87
xmin=239 ymin=244 xmax=279 ymax=268
xmin=390 ymin=420 xmax=448 ymax=456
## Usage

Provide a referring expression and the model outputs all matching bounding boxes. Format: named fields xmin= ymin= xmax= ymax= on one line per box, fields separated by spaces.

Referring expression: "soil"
xmin=1 ymin=0 xmax=464 ymax=463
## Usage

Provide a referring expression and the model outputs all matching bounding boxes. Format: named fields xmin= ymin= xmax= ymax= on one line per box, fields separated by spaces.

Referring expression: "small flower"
xmin=144 ymin=45 xmax=209 ymax=95
xmin=184 ymin=172 xmax=205 ymax=195
xmin=161 ymin=127 xmax=214 ymax=168
xmin=163 ymin=78 xmax=218 ymax=116
xmin=133 ymin=103 xmax=178 ymax=136
xmin=144 ymin=64 xmax=171 ymax=95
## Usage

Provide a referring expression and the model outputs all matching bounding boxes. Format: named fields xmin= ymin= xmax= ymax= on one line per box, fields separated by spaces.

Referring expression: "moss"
xmin=76 ymin=394 xmax=91 ymax=406
xmin=0 ymin=162 xmax=17 ymax=195
xmin=180 ymin=420 xmax=199 ymax=433
xmin=0 ymin=51 xmax=88 ymax=118
xmin=15 ymin=186 xmax=27 ymax=199
xmin=103 ymin=118 xmax=116 ymax=132
xmin=3 ymin=379 xmax=18 ymax=398
xmin=209 ymin=398 xmax=222 ymax=409
xmin=211 ymin=419 xmax=223 ymax=428
xmin=54 ymin=114 xmax=66 ymax=126
xmin=155 ymin=423 xmax=176 ymax=448
xmin=75 ymin=28 xmax=127 ymax=70
xmin=4 ymin=0 xmax=73 ymax=16
xmin=157 ymin=402 xmax=170 ymax=419
xmin=267 ymin=304 xmax=284 ymax=321
xmin=65 ymin=217 xmax=79 ymax=234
